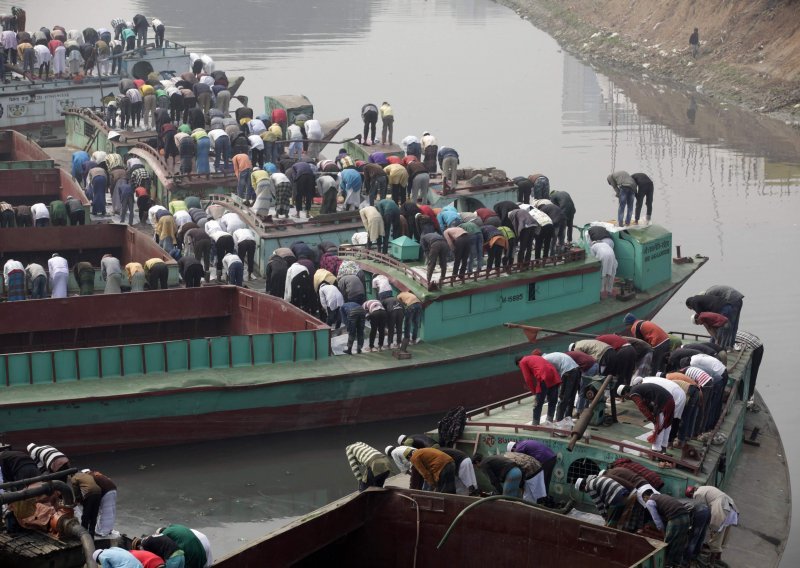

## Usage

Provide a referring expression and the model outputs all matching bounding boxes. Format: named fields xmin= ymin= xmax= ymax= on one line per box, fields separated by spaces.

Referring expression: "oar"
xmin=568 ymin=374 xmax=615 ymax=451
xmin=503 ymin=323 xmax=600 ymax=342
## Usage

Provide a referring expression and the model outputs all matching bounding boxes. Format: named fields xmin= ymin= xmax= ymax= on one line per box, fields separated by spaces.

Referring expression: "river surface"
xmin=6 ymin=0 xmax=800 ymax=563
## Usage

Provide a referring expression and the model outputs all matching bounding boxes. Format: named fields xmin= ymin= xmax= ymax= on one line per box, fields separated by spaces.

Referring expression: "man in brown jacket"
xmin=409 ymin=448 xmax=456 ymax=494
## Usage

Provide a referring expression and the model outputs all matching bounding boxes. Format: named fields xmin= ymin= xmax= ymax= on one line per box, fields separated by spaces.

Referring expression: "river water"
xmin=6 ymin=0 xmax=800 ymax=562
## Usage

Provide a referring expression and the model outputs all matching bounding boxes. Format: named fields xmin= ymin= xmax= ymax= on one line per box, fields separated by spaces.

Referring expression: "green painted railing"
xmin=0 ymin=329 xmax=329 ymax=386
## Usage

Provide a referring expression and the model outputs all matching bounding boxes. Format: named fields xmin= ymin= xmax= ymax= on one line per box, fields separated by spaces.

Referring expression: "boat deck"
xmin=0 ymin=259 xmax=699 ymax=405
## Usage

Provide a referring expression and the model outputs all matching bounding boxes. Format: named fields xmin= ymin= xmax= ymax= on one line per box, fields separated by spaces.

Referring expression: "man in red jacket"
xmin=624 ymin=313 xmax=671 ymax=373
xmin=516 ymin=354 xmax=561 ymax=425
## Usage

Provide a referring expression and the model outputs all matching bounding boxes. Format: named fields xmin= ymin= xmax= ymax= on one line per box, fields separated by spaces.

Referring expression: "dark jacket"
xmin=493 ymin=201 xmax=519 ymax=224
xmin=265 ymin=255 xmax=288 ymax=297
xmin=631 ymin=173 xmax=653 ymax=194
xmin=338 ymin=274 xmax=365 ymax=302
xmin=549 ymin=190 xmax=576 ymax=217
xmin=479 ymin=455 xmax=518 ymax=494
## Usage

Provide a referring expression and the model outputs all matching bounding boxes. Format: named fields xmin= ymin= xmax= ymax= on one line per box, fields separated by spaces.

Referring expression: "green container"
xmin=620 ymin=224 xmax=673 ymax=291
xmin=390 ymin=236 xmax=420 ymax=261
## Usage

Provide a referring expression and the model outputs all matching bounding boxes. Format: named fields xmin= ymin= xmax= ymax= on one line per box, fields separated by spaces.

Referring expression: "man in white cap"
xmin=92 ymin=547 xmax=142 ymax=567
xmin=632 ymin=375 xmax=687 ymax=450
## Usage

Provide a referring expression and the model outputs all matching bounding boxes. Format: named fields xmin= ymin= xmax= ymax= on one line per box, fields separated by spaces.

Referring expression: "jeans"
xmin=228 ymin=262 xmax=244 ymax=286
xmin=288 ymin=140 xmax=302 ymax=158
xmin=120 ymin=197 xmax=134 ymax=225
xmin=214 ymin=136 xmax=231 ymax=172
xmin=387 ymin=308 xmax=404 ymax=344
xmin=534 ymin=383 xmax=559 ymax=423
xmin=403 ymin=303 xmax=422 ymax=341
xmin=502 ymin=467 xmax=523 ymax=497
xmin=467 ymin=232 xmax=484 ymax=272
xmin=381 ymin=115 xmax=394 ymax=145
xmin=368 ymin=310 xmax=387 ymax=348
xmin=362 ymin=112 xmax=377 ymax=143
xmin=617 ymin=186 xmax=635 ymax=226
xmin=368 ymin=177 xmax=388 ymax=205
xmin=30 ymin=275 xmax=47 ymax=299
xmin=326 ymin=308 xmax=342 ymax=329
xmin=237 ymin=169 xmax=252 ymax=199
xmin=555 ymin=368 xmax=581 ymax=421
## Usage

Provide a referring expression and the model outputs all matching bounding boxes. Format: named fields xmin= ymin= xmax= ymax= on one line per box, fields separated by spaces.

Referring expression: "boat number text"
xmin=643 ymin=240 xmax=670 ymax=262
xmin=501 ymin=293 xmax=523 ymax=304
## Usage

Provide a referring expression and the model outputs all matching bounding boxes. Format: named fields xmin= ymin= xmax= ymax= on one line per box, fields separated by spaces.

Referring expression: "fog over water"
xmin=6 ymin=0 xmax=799 ymax=561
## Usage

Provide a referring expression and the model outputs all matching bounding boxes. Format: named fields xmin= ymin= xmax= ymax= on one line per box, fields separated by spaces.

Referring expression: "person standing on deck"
xmin=379 ymin=102 xmax=394 ymax=145
xmin=438 ymin=447 xmax=479 ymax=496
xmin=421 ymin=131 xmax=438 ymax=174
xmin=345 ymin=442 xmax=393 ymax=490
xmin=507 ymin=208 xmax=537 ymax=264
xmin=222 ymin=253 xmax=244 ymax=286
xmin=363 ymin=299 xmax=388 ymax=351
xmin=539 ymin=350 xmax=581 ymax=425
xmin=513 ymin=176 xmax=533 ymax=203
xmin=736 ymin=330 xmax=763 ymax=400
xmin=73 ymin=261 xmax=95 ymax=296
xmin=384 ymin=163 xmax=408 ymax=205
xmin=685 ymin=293 xmax=734 ymax=348
xmin=382 ymin=296 xmax=405 ymax=348
xmin=591 ymin=239 xmax=618 ymax=297
xmin=606 ymin=171 xmax=637 ymax=227
xmin=508 ymin=440 xmax=557 ymax=500
xmin=437 ymin=147 xmax=459 ymax=191
xmin=409 ymin=447 xmax=456 ymax=494
xmin=641 ymin=489 xmax=691 ymax=566
xmin=232 ymin=152 xmax=253 ymax=202
xmin=338 ymin=168 xmax=363 ymax=212
xmin=363 ymin=162 xmax=388 ymax=205
xmin=631 ymin=173 xmax=654 ymax=225
xmin=623 ymin=313 xmax=671 ymax=373
xmin=31 ymin=202 xmax=50 ymax=226
xmin=397 ymin=291 xmax=422 ymax=344
xmin=376 ymin=198 xmax=402 ymax=248
xmin=152 ymin=18 xmax=165 ymax=48
xmin=155 ymin=213 xmax=177 ymax=252
xmin=618 ymin=383 xmax=676 ymax=454
xmin=125 ymin=262 xmax=146 ymax=292
xmin=632 ymin=376 xmax=687 ymax=447
xmin=371 ymin=274 xmax=393 ymax=300
xmin=461 ymin=221 xmax=484 ymax=273
xmin=475 ymin=454 xmax=523 ymax=498
xmin=549 ymin=190 xmax=576 ymax=243
xmin=101 ymin=255 xmax=123 ymax=294
xmin=686 ymin=485 xmax=738 ymax=564
xmin=144 ymin=258 xmax=169 ymax=290
xmin=421 ymin=232 xmax=448 ymax=284
xmin=597 ymin=334 xmax=638 ymax=386
xmin=526 ymin=206 xmax=552 ymax=260
xmin=398 ymin=433 xmax=439 ymax=449
xmin=178 ymin=256 xmax=204 ymax=288
xmin=71 ymin=471 xmax=102 ymax=535
xmin=82 ymin=469 xmax=118 ymax=537
xmin=3 ymin=259 xmax=25 ymax=301
xmin=702 ymin=285 xmax=745 ymax=345
xmin=574 ymin=475 xmax=631 ymax=528
xmin=341 ymin=301 xmax=366 ymax=355
xmin=359 ymin=205 xmax=386 ymax=253
xmin=443 ymin=226 xmax=470 ymax=279
xmin=48 ymin=254 xmax=69 ymax=298
xmin=361 ymin=103 xmax=378 ymax=145
xmin=233 ymin=228 xmax=256 ymax=280
xmin=319 ymin=281 xmax=344 ymax=329
xmin=133 ymin=14 xmax=148 ymax=49
xmin=516 ymin=354 xmax=561 ymax=426
xmin=691 ymin=312 xmax=730 ymax=346
xmin=25 ymin=262 xmax=47 ymax=299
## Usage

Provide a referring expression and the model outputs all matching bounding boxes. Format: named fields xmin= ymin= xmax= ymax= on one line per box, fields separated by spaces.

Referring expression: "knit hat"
xmin=131 ymin=537 xmax=142 ymax=550
xmin=631 ymin=376 xmax=644 ymax=386
xmin=568 ymin=343 xmax=575 ymax=352
xmin=397 ymin=435 xmax=406 ymax=446
xmin=92 ymin=550 xmax=103 ymax=562
xmin=506 ymin=442 xmax=516 ymax=452
xmin=574 ymin=478 xmax=584 ymax=491
xmin=598 ymin=469 xmax=606 ymax=476
xmin=623 ymin=313 xmax=637 ymax=325
xmin=385 ymin=445 xmax=395 ymax=456
xmin=691 ymin=313 xmax=699 ymax=324
xmin=617 ymin=385 xmax=629 ymax=397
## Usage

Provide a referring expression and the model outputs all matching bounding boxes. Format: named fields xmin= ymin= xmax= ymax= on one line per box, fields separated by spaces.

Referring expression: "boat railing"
xmin=338 ymin=246 xmax=586 ymax=291
xmin=338 ymin=246 xmax=430 ymax=289
xmin=206 ymin=193 xmax=361 ymax=234
xmin=466 ymin=421 xmax=701 ymax=473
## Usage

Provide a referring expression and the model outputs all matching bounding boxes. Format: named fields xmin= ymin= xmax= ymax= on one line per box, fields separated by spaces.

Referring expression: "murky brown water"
xmin=6 ymin=0 xmax=800 ymax=561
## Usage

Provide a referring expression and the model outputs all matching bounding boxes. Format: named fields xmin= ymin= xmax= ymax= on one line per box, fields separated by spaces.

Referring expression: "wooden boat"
xmin=0 ymin=219 xmax=704 ymax=453
xmin=0 ymin=41 xmax=191 ymax=147
xmin=417 ymin=341 xmax=791 ymax=567
xmin=213 ymin=487 xmax=666 ymax=567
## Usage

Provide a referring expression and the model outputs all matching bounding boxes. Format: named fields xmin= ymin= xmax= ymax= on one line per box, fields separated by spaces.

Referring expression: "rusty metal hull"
xmin=213 ymin=488 xmax=665 ymax=568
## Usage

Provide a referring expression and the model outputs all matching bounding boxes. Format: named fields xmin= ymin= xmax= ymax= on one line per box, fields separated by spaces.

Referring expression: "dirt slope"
xmin=499 ymin=0 xmax=800 ymax=117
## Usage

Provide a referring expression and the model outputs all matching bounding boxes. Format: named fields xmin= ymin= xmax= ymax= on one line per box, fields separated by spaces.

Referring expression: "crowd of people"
xmin=0 ymin=11 xmax=166 ymax=81
xmin=0 ymin=441 xmax=212 ymax=568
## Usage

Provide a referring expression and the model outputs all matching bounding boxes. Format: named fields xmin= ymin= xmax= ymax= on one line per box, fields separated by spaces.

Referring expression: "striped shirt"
xmin=345 ymin=442 xmax=391 ymax=483
xmin=27 ymin=443 xmax=67 ymax=472
xmin=736 ymin=331 xmax=762 ymax=350
xmin=683 ymin=366 xmax=713 ymax=387
xmin=585 ymin=475 xmax=628 ymax=517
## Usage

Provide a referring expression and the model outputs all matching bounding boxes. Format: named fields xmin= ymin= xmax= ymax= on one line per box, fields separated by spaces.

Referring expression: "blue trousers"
xmin=228 ymin=262 xmax=244 ymax=286
xmin=617 ymin=186 xmax=635 ymax=226
xmin=502 ymin=467 xmax=523 ymax=497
